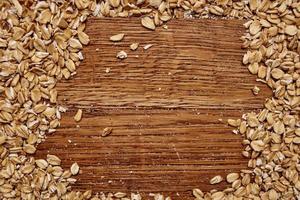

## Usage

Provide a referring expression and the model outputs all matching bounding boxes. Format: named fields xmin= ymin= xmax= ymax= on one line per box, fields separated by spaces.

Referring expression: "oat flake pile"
xmin=0 ymin=0 xmax=299 ymax=199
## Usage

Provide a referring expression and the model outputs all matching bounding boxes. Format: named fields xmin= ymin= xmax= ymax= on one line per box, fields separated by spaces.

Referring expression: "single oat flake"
xmin=74 ymin=109 xmax=83 ymax=122
xmin=117 ymin=50 xmax=128 ymax=59
xmin=110 ymin=33 xmax=125 ymax=42
xmin=102 ymin=127 xmax=113 ymax=137
xmin=130 ymin=43 xmax=139 ymax=51
xmin=143 ymin=44 xmax=153 ymax=50
xmin=252 ymin=85 xmax=260 ymax=95
xmin=141 ymin=17 xmax=156 ymax=30
xmin=71 ymin=162 xmax=80 ymax=175
xmin=210 ymin=175 xmax=223 ymax=184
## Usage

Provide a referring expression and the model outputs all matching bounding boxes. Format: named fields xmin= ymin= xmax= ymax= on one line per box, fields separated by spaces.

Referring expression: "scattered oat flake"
xmin=71 ymin=162 xmax=80 ymax=175
xmin=141 ymin=17 xmax=156 ymax=30
xmin=47 ymin=154 xmax=62 ymax=166
xmin=252 ymin=85 xmax=260 ymax=95
xmin=102 ymin=127 xmax=113 ymax=137
xmin=117 ymin=50 xmax=127 ymax=59
xmin=210 ymin=175 xmax=223 ymax=184
xmin=226 ymin=173 xmax=239 ymax=183
xmin=193 ymin=189 xmax=204 ymax=199
xmin=110 ymin=33 xmax=125 ymax=42
xmin=74 ymin=109 xmax=83 ymax=122
xmin=227 ymin=119 xmax=240 ymax=127
xmin=130 ymin=43 xmax=139 ymax=51
xmin=143 ymin=44 xmax=153 ymax=50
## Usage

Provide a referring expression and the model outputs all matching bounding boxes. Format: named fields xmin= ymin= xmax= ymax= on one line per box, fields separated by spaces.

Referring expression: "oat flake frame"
xmin=0 ymin=0 xmax=299 ymax=199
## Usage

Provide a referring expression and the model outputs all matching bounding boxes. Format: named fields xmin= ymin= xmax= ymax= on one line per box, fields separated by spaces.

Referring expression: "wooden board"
xmin=36 ymin=18 xmax=272 ymax=199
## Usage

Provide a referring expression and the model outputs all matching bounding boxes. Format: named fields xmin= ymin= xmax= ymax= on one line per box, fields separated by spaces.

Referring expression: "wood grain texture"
xmin=36 ymin=18 xmax=272 ymax=199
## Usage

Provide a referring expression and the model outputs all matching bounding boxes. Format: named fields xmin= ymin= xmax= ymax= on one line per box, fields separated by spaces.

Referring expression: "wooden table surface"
xmin=36 ymin=18 xmax=272 ymax=199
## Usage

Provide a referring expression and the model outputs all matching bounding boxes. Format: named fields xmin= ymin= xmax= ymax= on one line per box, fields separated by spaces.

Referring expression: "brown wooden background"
xmin=36 ymin=18 xmax=272 ymax=199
